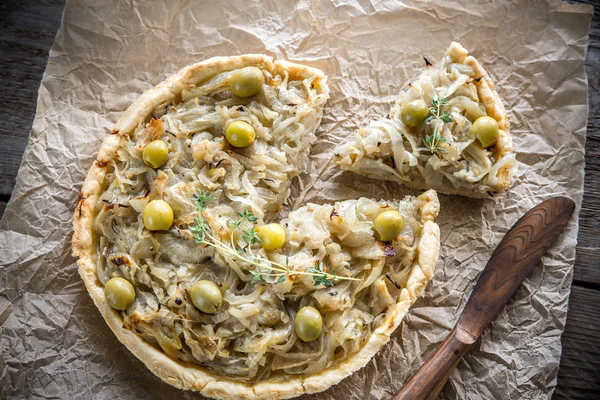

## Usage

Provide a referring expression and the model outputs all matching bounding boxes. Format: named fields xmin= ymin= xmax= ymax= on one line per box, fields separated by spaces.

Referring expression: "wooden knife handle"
xmin=457 ymin=196 xmax=576 ymax=340
xmin=392 ymin=197 xmax=575 ymax=400
xmin=392 ymin=327 xmax=474 ymax=400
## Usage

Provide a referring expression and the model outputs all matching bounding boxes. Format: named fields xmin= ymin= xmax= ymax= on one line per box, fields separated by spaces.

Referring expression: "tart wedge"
xmin=334 ymin=42 xmax=515 ymax=198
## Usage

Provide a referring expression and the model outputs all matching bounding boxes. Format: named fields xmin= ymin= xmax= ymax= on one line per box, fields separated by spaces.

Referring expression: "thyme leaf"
xmin=423 ymin=132 xmax=447 ymax=154
xmin=250 ymin=270 xmax=262 ymax=284
xmin=194 ymin=191 xmax=214 ymax=211
xmin=242 ymin=227 xmax=262 ymax=246
xmin=310 ymin=261 xmax=335 ymax=287
xmin=441 ymin=111 xmax=453 ymax=123
xmin=238 ymin=208 xmax=258 ymax=222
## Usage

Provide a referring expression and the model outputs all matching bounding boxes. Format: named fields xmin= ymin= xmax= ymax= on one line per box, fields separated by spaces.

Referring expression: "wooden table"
xmin=1 ymin=0 xmax=598 ymax=398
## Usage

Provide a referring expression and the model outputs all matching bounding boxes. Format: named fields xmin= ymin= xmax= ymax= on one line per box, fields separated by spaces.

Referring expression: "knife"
xmin=392 ymin=196 xmax=575 ymax=400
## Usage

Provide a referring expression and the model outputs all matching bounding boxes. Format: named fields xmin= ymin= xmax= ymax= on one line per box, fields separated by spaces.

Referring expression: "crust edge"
xmin=456 ymin=42 xmax=515 ymax=194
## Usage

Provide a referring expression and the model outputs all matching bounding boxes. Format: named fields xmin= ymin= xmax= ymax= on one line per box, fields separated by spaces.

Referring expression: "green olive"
xmin=257 ymin=223 xmax=286 ymax=251
xmin=190 ymin=280 xmax=223 ymax=314
xmin=229 ymin=67 xmax=265 ymax=97
xmin=294 ymin=306 xmax=323 ymax=342
xmin=142 ymin=140 xmax=169 ymax=168
xmin=225 ymin=121 xmax=256 ymax=148
xmin=401 ymin=99 xmax=429 ymax=127
xmin=470 ymin=116 xmax=499 ymax=148
xmin=143 ymin=200 xmax=174 ymax=231
xmin=373 ymin=210 xmax=404 ymax=242
xmin=104 ymin=277 xmax=136 ymax=310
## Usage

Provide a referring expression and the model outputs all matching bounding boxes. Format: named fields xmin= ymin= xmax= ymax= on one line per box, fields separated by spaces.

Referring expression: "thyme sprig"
xmin=422 ymin=95 xmax=452 ymax=153
xmin=190 ymin=191 xmax=359 ymax=287
xmin=309 ymin=261 xmax=337 ymax=287
xmin=422 ymin=132 xmax=446 ymax=154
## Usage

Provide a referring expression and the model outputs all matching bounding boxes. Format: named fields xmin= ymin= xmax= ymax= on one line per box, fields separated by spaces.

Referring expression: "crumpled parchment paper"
xmin=0 ymin=0 xmax=592 ymax=398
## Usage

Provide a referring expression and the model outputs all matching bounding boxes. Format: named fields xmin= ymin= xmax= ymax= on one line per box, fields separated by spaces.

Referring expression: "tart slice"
xmin=334 ymin=42 xmax=515 ymax=198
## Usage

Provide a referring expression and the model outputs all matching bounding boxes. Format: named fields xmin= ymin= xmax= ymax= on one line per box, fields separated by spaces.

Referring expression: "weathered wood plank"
xmin=554 ymin=285 xmax=600 ymax=399
xmin=0 ymin=135 xmax=29 ymax=196
xmin=0 ymin=0 xmax=64 ymax=197
xmin=572 ymin=10 xmax=600 ymax=285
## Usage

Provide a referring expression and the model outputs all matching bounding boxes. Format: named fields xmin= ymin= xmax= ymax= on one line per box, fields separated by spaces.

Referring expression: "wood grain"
xmin=0 ymin=0 xmax=597 ymax=398
xmin=394 ymin=198 xmax=576 ymax=400
xmin=554 ymin=285 xmax=600 ymax=399
xmin=574 ymin=42 xmax=600 ymax=285
xmin=559 ymin=2 xmax=600 ymax=394
xmin=461 ymin=198 xmax=575 ymax=330
xmin=0 ymin=0 xmax=64 ymax=198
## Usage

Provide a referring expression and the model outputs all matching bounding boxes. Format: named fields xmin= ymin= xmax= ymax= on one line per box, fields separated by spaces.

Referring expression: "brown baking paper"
xmin=0 ymin=0 xmax=592 ymax=398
